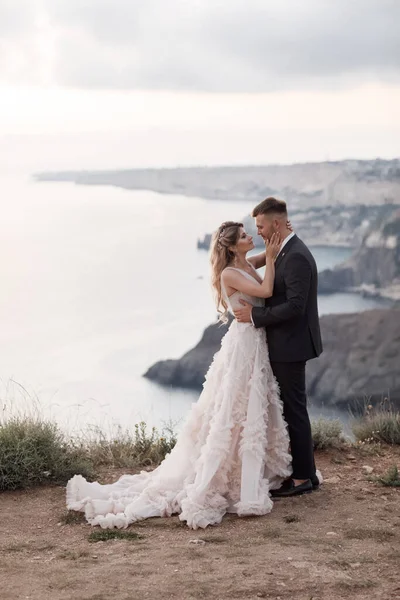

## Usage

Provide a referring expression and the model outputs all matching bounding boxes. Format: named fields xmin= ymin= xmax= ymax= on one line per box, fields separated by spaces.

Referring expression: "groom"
xmin=234 ymin=197 xmax=323 ymax=497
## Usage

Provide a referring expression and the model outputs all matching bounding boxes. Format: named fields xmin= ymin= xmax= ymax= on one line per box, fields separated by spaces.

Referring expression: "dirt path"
xmin=1 ymin=445 xmax=399 ymax=600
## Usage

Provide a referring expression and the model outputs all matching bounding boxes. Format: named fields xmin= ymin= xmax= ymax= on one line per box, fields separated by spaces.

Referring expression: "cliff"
xmin=318 ymin=209 xmax=400 ymax=300
xmin=144 ymin=308 xmax=400 ymax=410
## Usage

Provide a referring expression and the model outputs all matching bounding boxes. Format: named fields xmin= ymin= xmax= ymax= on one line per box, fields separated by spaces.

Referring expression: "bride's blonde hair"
xmin=210 ymin=221 xmax=243 ymax=323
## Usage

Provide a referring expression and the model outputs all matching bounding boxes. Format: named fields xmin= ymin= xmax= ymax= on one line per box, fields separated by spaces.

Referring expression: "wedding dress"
xmin=66 ymin=269 xmax=292 ymax=529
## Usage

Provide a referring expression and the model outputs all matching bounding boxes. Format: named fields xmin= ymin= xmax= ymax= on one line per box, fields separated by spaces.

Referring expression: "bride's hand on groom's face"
xmin=265 ymin=232 xmax=281 ymax=260
xmin=233 ymin=300 xmax=252 ymax=323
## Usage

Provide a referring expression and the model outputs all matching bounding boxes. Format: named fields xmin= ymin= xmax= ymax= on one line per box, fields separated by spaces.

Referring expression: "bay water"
xmin=0 ymin=176 xmax=386 ymax=434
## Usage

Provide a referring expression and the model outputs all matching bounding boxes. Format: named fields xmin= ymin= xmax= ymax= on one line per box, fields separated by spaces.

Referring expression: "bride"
xmin=66 ymin=221 xmax=292 ymax=529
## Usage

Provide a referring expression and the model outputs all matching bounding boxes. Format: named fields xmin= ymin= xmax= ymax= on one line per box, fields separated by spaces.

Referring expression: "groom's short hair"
xmin=252 ymin=197 xmax=287 ymax=218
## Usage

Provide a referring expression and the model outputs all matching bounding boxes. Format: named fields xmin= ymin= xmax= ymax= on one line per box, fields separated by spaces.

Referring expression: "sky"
xmin=0 ymin=0 xmax=399 ymax=171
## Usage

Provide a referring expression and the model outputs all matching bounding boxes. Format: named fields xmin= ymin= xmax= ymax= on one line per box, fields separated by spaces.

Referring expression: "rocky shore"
xmin=144 ymin=308 xmax=400 ymax=411
xmin=318 ymin=209 xmax=400 ymax=301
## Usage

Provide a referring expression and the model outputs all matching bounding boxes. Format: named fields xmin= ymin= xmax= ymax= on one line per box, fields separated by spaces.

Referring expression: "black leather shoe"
xmin=311 ymin=474 xmax=320 ymax=489
xmin=270 ymin=478 xmax=313 ymax=498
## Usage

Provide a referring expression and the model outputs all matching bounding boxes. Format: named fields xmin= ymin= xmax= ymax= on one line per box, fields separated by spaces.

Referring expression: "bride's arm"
xmin=221 ymin=234 xmax=280 ymax=299
xmin=247 ymin=252 xmax=266 ymax=269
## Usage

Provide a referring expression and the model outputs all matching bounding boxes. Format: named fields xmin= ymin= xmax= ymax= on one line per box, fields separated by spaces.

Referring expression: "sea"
xmin=0 ymin=174 xmax=388 ymax=435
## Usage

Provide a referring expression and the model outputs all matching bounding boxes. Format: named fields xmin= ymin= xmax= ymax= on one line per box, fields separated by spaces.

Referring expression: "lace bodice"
xmin=222 ymin=268 xmax=265 ymax=315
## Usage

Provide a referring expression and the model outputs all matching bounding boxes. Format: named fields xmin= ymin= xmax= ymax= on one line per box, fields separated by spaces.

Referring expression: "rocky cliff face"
xmin=144 ymin=318 xmax=233 ymax=390
xmin=318 ymin=209 xmax=400 ymax=300
xmin=144 ymin=309 xmax=400 ymax=410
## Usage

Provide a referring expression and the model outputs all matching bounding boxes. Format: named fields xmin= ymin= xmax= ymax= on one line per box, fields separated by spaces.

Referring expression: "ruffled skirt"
xmin=66 ymin=321 xmax=292 ymax=529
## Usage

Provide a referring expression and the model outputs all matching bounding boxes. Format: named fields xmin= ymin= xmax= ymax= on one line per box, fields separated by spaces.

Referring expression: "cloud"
xmin=1 ymin=0 xmax=399 ymax=91
xmin=0 ymin=1 xmax=37 ymax=36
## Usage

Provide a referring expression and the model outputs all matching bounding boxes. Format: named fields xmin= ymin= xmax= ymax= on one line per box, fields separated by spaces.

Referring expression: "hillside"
xmin=35 ymin=158 xmax=400 ymax=209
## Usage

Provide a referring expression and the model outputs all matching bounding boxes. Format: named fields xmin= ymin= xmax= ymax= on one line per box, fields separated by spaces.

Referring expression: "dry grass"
xmin=59 ymin=511 xmax=86 ymax=525
xmin=352 ymin=403 xmax=400 ymax=445
xmin=0 ymin=417 xmax=176 ymax=491
xmin=374 ymin=464 xmax=400 ymax=487
xmin=0 ymin=417 xmax=95 ymax=490
xmin=283 ymin=514 xmax=301 ymax=523
xmin=311 ymin=418 xmax=347 ymax=450
xmin=83 ymin=421 xmax=176 ymax=469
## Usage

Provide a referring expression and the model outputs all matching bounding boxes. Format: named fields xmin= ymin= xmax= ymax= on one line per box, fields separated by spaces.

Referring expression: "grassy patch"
xmin=311 ymin=418 xmax=346 ymax=450
xmin=59 ymin=511 xmax=86 ymax=525
xmin=0 ymin=415 xmax=176 ymax=491
xmin=373 ymin=465 xmax=400 ymax=487
xmin=355 ymin=442 xmax=384 ymax=457
xmin=352 ymin=405 xmax=400 ymax=445
xmin=83 ymin=421 xmax=177 ymax=469
xmin=283 ymin=514 xmax=300 ymax=523
xmin=0 ymin=417 xmax=95 ymax=491
xmin=88 ymin=530 xmax=144 ymax=543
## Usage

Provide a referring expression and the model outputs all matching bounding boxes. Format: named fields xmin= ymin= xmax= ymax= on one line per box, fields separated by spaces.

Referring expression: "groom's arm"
xmin=252 ymin=253 xmax=311 ymax=328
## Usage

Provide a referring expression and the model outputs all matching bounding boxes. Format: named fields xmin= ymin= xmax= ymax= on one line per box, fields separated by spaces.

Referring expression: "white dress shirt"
xmin=250 ymin=232 xmax=296 ymax=326
xmin=277 ymin=231 xmax=295 ymax=256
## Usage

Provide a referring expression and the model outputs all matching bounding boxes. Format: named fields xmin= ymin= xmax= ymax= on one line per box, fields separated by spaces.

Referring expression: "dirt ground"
xmin=1 ymin=445 xmax=399 ymax=600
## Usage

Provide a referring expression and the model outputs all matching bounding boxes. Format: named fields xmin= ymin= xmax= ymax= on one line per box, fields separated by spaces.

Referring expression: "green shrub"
xmin=0 ymin=417 xmax=94 ymax=491
xmin=0 ymin=416 xmax=177 ymax=491
xmin=375 ymin=465 xmax=400 ymax=487
xmin=311 ymin=418 xmax=346 ymax=450
xmin=352 ymin=406 xmax=400 ymax=445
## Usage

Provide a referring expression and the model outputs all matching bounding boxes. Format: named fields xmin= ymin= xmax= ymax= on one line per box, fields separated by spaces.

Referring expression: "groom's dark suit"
xmin=252 ymin=234 xmax=323 ymax=480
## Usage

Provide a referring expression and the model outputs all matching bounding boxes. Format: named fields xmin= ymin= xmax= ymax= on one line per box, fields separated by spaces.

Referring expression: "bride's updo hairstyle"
xmin=210 ymin=221 xmax=243 ymax=323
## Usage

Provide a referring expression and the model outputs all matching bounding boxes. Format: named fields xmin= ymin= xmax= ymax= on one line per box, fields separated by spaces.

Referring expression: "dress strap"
xmin=224 ymin=267 xmax=247 ymax=275
xmin=224 ymin=267 xmax=260 ymax=285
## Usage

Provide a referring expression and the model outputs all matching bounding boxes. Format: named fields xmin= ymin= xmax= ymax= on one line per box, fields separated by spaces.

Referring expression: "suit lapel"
xmin=274 ymin=234 xmax=298 ymax=270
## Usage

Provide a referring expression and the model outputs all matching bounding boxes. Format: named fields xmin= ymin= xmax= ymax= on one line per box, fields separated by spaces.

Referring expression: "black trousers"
xmin=270 ymin=361 xmax=316 ymax=480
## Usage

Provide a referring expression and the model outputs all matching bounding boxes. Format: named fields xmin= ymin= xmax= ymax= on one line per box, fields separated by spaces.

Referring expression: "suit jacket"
xmin=252 ymin=234 xmax=323 ymax=363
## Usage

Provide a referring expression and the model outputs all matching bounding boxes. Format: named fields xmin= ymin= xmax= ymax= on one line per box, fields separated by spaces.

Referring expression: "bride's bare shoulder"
xmin=221 ymin=268 xmax=230 ymax=281
xmin=221 ymin=267 xmax=238 ymax=280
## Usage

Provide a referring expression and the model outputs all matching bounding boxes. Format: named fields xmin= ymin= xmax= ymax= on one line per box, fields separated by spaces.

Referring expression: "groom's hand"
xmin=233 ymin=300 xmax=253 ymax=323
